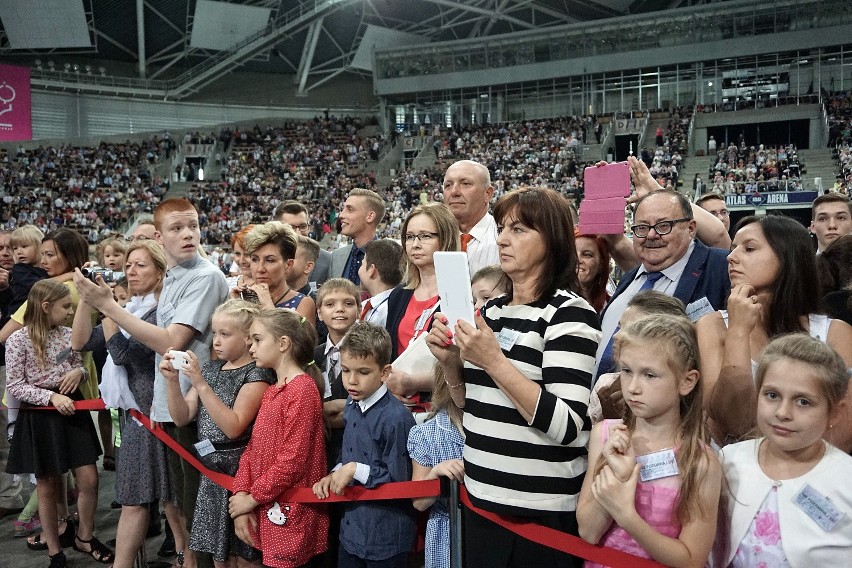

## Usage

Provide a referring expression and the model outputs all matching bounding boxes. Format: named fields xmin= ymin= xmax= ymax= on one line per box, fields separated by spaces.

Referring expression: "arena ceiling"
xmin=0 ymin=0 xmax=719 ymax=99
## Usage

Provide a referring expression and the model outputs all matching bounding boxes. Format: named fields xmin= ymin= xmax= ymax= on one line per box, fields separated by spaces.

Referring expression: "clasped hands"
xmin=591 ymin=423 xmax=641 ymax=525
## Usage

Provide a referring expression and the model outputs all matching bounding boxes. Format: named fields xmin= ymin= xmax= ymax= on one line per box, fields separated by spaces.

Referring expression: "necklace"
xmin=272 ymin=287 xmax=292 ymax=306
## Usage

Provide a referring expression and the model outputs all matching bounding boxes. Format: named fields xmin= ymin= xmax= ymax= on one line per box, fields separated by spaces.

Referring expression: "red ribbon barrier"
xmin=23 ymin=399 xmax=669 ymax=567
xmin=459 ymin=487 xmax=667 ymax=568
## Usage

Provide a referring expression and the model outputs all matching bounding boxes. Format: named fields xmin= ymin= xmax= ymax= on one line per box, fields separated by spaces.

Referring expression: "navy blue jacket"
xmin=602 ymin=240 xmax=731 ymax=322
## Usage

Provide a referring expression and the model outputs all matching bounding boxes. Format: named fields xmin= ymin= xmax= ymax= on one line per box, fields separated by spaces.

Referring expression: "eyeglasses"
xmin=289 ymin=223 xmax=309 ymax=232
xmin=630 ymin=217 xmax=692 ymax=238
xmin=404 ymin=232 xmax=439 ymax=244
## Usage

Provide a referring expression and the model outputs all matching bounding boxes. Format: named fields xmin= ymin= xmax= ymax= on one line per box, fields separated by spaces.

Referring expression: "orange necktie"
xmin=359 ymin=299 xmax=373 ymax=321
xmin=460 ymin=233 xmax=473 ymax=252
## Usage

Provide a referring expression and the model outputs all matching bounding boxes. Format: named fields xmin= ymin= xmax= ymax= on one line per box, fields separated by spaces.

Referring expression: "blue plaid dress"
xmin=407 ymin=410 xmax=465 ymax=568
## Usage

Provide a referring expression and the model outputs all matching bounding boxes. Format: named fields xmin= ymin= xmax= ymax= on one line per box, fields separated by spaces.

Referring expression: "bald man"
xmin=442 ymin=160 xmax=499 ymax=273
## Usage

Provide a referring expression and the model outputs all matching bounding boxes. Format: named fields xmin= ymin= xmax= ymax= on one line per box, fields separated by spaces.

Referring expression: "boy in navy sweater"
xmin=313 ymin=322 xmax=416 ymax=568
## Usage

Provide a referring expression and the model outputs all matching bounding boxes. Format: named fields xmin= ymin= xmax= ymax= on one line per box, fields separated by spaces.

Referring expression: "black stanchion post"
xmin=448 ymin=478 xmax=464 ymax=568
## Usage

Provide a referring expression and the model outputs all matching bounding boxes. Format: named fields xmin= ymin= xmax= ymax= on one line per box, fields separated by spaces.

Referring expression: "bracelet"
xmin=445 ymin=380 xmax=464 ymax=390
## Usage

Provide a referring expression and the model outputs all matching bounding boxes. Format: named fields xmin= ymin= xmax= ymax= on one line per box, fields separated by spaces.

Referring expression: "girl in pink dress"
xmin=577 ymin=314 xmax=722 ymax=568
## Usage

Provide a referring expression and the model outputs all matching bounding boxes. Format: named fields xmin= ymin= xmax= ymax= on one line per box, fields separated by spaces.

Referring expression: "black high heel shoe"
xmin=27 ymin=517 xmax=75 ymax=551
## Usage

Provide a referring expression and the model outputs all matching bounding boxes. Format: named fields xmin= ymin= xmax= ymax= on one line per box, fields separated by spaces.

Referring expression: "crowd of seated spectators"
xmin=639 ymin=106 xmax=692 ymax=190
xmin=187 ymin=116 xmax=381 ymax=246
xmin=705 ymin=142 xmax=805 ymax=194
xmin=0 ymin=138 xmax=168 ymax=242
xmin=826 ymin=90 xmax=852 ymax=195
xmin=431 ymin=115 xmax=595 ymax=196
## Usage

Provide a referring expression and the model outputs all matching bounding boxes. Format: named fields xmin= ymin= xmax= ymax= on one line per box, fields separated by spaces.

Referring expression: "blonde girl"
xmin=227 ymin=309 xmax=328 ymax=568
xmin=407 ymin=367 xmax=465 ymax=568
xmin=161 ymin=299 xmax=274 ymax=568
xmin=720 ymin=334 xmax=852 ymax=567
xmin=578 ymin=314 xmax=722 ymax=568
xmin=5 ymin=280 xmax=112 ymax=567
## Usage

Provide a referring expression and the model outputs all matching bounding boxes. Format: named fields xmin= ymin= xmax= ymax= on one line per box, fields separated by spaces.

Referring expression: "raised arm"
xmin=74 ymin=270 xmax=196 ymax=354
xmin=628 ymin=156 xmax=731 ymax=250
xmin=185 ymin=355 xmax=268 ymax=440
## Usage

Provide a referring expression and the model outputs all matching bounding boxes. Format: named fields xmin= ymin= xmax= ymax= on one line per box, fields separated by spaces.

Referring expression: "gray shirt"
xmin=150 ymin=255 xmax=229 ymax=422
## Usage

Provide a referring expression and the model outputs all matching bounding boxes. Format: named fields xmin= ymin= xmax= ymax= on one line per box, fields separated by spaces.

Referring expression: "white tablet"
xmin=434 ymin=251 xmax=476 ymax=342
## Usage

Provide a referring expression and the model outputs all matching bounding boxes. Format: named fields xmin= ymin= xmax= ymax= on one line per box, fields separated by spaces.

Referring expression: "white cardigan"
xmin=720 ymin=439 xmax=852 ymax=568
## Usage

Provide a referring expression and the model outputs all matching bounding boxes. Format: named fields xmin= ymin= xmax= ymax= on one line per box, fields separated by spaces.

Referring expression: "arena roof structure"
xmin=0 ymin=0 xmax=723 ymax=100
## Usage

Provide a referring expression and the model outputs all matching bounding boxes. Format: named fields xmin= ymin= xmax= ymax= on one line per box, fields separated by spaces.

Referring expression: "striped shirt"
xmin=463 ymin=289 xmax=600 ymax=516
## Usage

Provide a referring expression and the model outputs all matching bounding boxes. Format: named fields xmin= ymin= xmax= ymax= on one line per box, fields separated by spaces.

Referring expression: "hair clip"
xmin=307 ymin=360 xmax=315 ymax=367
xmin=300 ymin=316 xmax=306 ymax=325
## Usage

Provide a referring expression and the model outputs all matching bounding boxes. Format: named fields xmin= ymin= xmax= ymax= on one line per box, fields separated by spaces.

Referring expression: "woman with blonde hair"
xmin=71 ymin=240 xmax=181 ymax=568
xmin=384 ymin=202 xmax=460 ymax=402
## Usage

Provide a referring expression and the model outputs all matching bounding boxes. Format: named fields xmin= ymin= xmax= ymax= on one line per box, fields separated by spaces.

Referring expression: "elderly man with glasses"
xmin=593 ymin=189 xmax=731 ymax=379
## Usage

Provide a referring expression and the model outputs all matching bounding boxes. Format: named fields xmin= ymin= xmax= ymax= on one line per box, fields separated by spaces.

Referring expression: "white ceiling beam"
xmin=427 ymin=0 xmax=537 ymax=29
xmin=297 ymin=17 xmax=324 ymax=95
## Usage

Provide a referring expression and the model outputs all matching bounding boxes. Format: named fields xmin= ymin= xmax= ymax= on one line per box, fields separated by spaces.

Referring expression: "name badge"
xmin=55 ymin=347 xmax=72 ymax=365
xmin=266 ymin=502 xmax=289 ymax=526
xmin=194 ymin=439 xmax=215 ymax=457
xmin=159 ymin=302 xmax=175 ymax=324
xmin=496 ymin=328 xmax=520 ymax=351
xmin=414 ymin=308 xmax=433 ymax=334
xmin=309 ymin=281 xmax=318 ymax=294
xmin=636 ymin=448 xmax=679 ymax=482
xmin=685 ymin=297 xmax=714 ymax=323
xmin=793 ymin=484 xmax=845 ymax=532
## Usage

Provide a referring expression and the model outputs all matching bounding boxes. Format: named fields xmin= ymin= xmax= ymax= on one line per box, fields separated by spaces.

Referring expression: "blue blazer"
xmin=602 ymin=240 xmax=731 ymax=322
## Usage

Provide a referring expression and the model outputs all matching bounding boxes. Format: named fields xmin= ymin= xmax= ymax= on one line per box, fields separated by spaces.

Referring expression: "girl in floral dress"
xmin=720 ymin=334 xmax=852 ymax=567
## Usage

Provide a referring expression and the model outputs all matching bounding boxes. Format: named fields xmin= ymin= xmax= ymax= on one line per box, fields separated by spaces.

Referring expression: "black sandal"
xmin=27 ymin=519 xmax=75 ymax=551
xmin=73 ymin=535 xmax=115 ymax=564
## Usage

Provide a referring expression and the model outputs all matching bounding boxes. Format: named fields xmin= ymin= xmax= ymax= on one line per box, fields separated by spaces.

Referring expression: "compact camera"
xmin=82 ymin=267 xmax=124 ymax=283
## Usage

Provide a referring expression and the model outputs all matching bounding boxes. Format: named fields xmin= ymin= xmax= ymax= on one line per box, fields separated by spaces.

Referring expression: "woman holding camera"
xmin=71 ymin=240 xmax=181 ymax=568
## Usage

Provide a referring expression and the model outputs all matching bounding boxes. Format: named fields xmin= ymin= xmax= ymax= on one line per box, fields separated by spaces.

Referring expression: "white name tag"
xmin=685 ymin=297 xmax=714 ymax=323
xmin=194 ymin=439 xmax=215 ymax=457
xmin=793 ymin=484 xmax=845 ymax=532
xmin=636 ymin=448 xmax=679 ymax=482
xmin=496 ymin=328 xmax=520 ymax=351
xmin=159 ymin=302 xmax=175 ymax=324
xmin=309 ymin=281 xmax=318 ymax=294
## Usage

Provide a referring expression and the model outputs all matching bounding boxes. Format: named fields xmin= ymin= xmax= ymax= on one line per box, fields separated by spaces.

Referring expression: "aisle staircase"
xmin=797 ymin=148 xmax=838 ymax=192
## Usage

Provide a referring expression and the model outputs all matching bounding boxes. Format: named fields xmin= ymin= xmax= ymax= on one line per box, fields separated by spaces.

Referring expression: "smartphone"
xmin=434 ymin=251 xmax=475 ymax=342
xmin=240 ymin=289 xmax=260 ymax=304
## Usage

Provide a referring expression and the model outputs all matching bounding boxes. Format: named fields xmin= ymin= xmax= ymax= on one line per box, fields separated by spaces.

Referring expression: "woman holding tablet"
xmin=384 ymin=203 xmax=460 ymax=403
xmin=427 ymin=186 xmax=600 ymax=568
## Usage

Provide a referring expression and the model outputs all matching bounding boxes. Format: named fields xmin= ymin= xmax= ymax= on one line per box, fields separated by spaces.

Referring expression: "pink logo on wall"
xmin=0 ymin=64 xmax=33 ymax=142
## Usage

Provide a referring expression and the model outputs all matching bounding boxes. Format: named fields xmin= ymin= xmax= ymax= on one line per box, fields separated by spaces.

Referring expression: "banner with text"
xmin=0 ymin=64 xmax=32 ymax=142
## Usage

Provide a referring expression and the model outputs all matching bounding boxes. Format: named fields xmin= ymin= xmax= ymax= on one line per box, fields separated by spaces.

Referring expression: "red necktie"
xmin=359 ymin=299 xmax=373 ymax=321
xmin=460 ymin=233 xmax=473 ymax=252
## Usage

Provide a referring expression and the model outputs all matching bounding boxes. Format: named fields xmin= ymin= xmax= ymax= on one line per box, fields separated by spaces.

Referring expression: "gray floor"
xmin=1 ymin=412 xmax=173 ymax=568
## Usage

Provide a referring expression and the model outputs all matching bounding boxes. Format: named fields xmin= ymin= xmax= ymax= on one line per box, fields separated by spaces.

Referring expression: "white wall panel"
xmin=30 ymin=92 xmax=371 ymax=141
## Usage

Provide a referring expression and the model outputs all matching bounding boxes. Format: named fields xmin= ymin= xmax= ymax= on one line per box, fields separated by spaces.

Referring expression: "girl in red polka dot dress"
xmin=228 ymin=308 xmax=329 ymax=568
